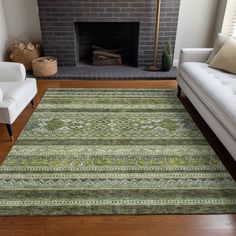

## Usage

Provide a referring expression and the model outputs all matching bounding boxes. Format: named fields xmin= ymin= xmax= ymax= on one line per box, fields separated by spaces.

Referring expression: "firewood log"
xmin=92 ymin=45 xmax=123 ymax=53
xmin=93 ymin=55 xmax=109 ymax=61
xmin=93 ymin=58 xmax=122 ymax=66
xmin=93 ymin=50 xmax=121 ymax=59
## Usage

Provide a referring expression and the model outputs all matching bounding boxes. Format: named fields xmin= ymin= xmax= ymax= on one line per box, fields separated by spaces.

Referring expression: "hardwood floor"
xmin=0 ymin=215 xmax=236 ymax=236
xmin=0 ymin=80 xmax=235 ymax=236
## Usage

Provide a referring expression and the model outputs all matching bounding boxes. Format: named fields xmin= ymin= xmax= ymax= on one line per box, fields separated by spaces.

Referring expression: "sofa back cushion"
xmin=206 ymin=33 xmax=229 ymax=64
xmin=209 ymin=38 xmax=236 ymax=75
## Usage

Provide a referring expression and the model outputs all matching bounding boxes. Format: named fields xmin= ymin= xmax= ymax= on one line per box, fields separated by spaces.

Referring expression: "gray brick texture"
xmin=38 ymin=0 xmax=181 ymax=67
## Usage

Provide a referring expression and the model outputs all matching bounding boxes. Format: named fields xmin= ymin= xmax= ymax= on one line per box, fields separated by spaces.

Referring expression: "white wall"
xmin=174 ymin=0 xmax=219 ymax=65
xmin=0 ymin=0 xmax=8 ymax=61
xmin=3 ymin=0 xmax=41 ymax=40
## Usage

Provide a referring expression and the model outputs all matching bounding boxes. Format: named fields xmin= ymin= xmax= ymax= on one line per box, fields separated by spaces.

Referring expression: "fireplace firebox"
xmin=75 ymin=22 xmax=140 ymax=67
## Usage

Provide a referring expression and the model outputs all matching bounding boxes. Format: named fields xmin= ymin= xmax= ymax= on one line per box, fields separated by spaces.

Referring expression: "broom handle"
xmin=153 ymin=0 xmax=161 ymax=67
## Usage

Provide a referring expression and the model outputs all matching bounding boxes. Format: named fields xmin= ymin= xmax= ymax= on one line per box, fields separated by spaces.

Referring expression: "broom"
xmin=145 ymin=0 xmax=162 ymax=71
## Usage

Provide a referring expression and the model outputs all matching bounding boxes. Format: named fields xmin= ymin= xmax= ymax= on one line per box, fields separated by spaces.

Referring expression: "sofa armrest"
xmin=179 ymin=48 xmax=213 ymax=67
xmin=0 ymin=62 xmax=26 ymax=82
xmin=0 ymin=88 xmax=3 ymax=103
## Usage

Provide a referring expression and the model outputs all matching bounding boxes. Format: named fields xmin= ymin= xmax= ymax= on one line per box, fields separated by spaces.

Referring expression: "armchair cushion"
xmin=0 ymin=62 xmax=26 ymax=82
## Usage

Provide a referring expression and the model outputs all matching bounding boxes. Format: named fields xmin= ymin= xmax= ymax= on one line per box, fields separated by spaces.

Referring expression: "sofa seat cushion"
xmin=0 ymin=78 xmax=37 ymax=124
xmin=179 ymin=62 xmax=236 ymax=140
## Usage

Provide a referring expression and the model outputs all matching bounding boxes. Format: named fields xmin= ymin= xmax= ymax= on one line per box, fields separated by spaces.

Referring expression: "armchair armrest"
xmin=0 ymin=62 xmax=26 ymax=82
xmin=179 ymin=48 xmax=213 ymax=67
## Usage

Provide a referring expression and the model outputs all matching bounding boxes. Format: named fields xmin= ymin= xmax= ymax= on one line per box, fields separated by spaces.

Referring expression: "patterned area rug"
xmin=0 ymin=89 xmax=235 ymax=215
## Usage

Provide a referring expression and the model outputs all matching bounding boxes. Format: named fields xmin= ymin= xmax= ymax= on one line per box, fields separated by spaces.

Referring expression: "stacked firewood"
xmin=92 ymin=45 xmax=122 ymax=66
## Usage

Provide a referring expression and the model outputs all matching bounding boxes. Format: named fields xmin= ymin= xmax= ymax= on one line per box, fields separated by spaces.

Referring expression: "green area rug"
xmin=0 ymin=89 xmax=235 ymax=215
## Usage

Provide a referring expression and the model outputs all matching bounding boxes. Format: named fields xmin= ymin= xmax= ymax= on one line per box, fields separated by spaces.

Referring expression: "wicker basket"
xmin=32 ymin=57 xmax=57 ymax=77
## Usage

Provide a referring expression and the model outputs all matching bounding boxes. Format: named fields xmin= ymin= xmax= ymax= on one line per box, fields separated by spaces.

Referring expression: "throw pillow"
xmin=0 ymin=88 xmax=3 ymax=103
xmin=206 ymin=33 xmax=229 ymax=64
xmin=209 ymin=38 xmax=236 ymax=75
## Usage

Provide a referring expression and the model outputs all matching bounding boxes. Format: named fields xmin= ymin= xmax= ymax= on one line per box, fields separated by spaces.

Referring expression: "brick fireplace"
xmin=38 ymin=0 xmax=181 ymax=68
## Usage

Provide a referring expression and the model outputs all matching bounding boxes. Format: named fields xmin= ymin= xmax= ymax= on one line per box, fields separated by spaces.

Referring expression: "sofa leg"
xmin=177 ymin=85 xmax=182 ymax=96
xmin=30 ymin=99 xmax=35 ymax=108
xmin=6 ymin=124 xmax=14 ymax=141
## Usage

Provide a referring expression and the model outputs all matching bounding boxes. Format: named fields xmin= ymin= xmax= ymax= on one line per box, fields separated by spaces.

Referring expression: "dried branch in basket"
xmin=8 ymin=38 xmax=42 ymax=71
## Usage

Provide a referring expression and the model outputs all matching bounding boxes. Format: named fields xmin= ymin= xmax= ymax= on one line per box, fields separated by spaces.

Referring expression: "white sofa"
xmin=177 ymin=48 xmax=236 ymax=161
xmin=0 ymin=62 xmax=37 ymax=141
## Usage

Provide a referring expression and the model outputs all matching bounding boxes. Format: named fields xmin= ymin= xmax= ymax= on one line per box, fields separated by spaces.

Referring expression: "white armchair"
xmin=0 ymin=62 xmax=37 ymax=141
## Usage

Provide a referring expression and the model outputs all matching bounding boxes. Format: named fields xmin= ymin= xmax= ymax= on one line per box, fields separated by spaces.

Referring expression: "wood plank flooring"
xmin=0 ymin=80 xmax=235 ymax=236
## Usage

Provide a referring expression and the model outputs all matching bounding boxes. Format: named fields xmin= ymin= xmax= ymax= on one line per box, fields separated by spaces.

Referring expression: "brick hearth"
xmin=38 ymin=0 xmax=181 ymax=68
xmin=29 ymin=64 xmax=177 ymax=80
